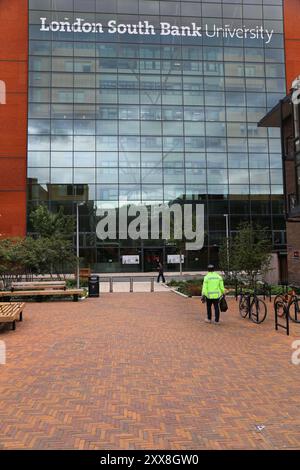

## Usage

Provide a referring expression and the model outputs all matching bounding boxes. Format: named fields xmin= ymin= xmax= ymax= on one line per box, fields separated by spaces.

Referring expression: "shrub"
xmin=66 ymin=278 xmax=88 ymax=288
xmin=187 ymin=285 xmax=202 ymax=297
xmin=168 ymin=279 xmax=202 ymax=296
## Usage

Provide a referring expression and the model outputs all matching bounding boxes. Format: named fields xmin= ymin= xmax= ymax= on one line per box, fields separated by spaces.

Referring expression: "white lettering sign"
xmin=122 ymin=255 xmax=140 ymax=265
xmin=40 ymin=18 xmax=274 ymax=44
xmin=167 ymin=255 xmax=185 ymax=265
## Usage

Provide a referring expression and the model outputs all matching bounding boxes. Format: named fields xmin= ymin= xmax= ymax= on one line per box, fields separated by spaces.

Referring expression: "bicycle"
xmin=239 ymin=291 xmax=267 ymax=324
xmin=274 ymin=290 xmax=300 ymax=323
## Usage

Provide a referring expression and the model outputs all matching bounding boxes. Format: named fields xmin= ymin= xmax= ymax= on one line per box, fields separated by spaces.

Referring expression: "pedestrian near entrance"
xmin=201 ymin=265 xmax=225 ymax=324
xmin=157 ymin=260 xmax=166 ymax=283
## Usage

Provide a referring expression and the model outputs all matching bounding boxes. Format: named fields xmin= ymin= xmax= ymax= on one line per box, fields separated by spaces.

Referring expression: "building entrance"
xmin=143 ymin=248 xmax=164 ymax=273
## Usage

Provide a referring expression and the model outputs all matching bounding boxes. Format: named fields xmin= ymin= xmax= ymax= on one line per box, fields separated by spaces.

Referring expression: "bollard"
xmin=110 ymin=277 xmax=113 ymax=293
xmin=130 ymin=277 xmax=133 ymax=293
xmin=151 ymin=278 xmax=154 ymax=292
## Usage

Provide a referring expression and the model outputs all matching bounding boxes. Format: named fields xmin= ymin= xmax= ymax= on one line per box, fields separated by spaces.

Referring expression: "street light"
xmin=224 ymin=214 xmax=230 ymax=273
xmin=76 ymin=202 xmax=85 ymax=289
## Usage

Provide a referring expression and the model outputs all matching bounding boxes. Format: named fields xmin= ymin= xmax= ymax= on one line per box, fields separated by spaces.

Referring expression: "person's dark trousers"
xmin=157 ymin=273 xmax=165 ymax=283
xmin=206 ymin=298 xmax=220 ymax=322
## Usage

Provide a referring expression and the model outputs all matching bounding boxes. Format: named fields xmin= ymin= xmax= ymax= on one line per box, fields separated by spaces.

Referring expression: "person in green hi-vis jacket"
xmin=201 ymin=265 xmax=225 ymax=325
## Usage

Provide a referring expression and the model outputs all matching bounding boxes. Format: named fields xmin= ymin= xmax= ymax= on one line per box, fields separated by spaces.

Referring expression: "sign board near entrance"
xmin=122 ymin=255 xmax=140 ymax=265
xmin=167 ymin=255 xmax=185 ymax=264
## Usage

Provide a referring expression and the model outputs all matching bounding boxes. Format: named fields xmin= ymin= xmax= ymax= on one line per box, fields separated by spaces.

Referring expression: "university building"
xmin=259 ymin=76 xmax=300 ymax=285
xmin=0 ymin=0 xmax=299 ymax=274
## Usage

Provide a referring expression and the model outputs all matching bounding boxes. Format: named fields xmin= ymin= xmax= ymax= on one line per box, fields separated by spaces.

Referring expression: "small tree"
xmin=0 ymin=207 xmax=76 ymax=286
xmin=44 ymin=238 xmax=76 ymax=279
xmin=29 ymin=206 xmax=76 ymax=279
xmin=0 ymin=238 xmax=25 ymax=285
xmin=30 ymin=205 xmax=74 ymax=240
xmin=219 ymin=222 xmax=272 ymax=287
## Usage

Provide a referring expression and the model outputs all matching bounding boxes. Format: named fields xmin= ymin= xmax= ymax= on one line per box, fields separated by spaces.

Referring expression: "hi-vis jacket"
xmin=201 ymin=272 xmax=225 ymax=300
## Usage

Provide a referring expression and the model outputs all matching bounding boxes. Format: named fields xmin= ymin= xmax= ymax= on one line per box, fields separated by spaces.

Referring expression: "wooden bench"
xmin=0 ymin=289 xmax=84 ymax=302
xmin=79 ymin=268 xmax=91 ymax=280
xmin=0 ymin=302 xmax=25 ymax=331
xmin=11 ymin=281 xmax=66 ymax=291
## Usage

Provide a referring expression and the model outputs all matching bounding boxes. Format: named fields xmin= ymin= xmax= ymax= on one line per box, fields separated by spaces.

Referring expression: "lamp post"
xmin=224 ymin=214 xmax=230 ymax=273
xmin=76 ymin=202 xmax=85 ymax=289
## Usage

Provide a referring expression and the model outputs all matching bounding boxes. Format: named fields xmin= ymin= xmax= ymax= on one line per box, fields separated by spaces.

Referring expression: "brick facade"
xmin=0 ymin=0 xmax=28 ymax=238
xmin=283 ymin=0 xmax=300 ymax=285
xmin=287 ymin=223 xmax=300 ymax=285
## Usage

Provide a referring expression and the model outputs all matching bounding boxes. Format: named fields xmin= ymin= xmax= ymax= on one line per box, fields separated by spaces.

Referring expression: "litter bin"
xmin=88 ymin=275 xmax=100 ymax=298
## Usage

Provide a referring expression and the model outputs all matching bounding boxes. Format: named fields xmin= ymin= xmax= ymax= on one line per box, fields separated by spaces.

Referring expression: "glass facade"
xmin=27 ymin=0 xmax=286 ymax=272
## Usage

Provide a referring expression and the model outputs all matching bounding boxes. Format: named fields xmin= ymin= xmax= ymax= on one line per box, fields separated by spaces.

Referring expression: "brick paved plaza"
xmin=1 ymin=292 xmax=300 ymax=450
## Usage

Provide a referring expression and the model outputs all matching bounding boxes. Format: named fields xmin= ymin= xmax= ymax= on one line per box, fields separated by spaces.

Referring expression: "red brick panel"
xmin=0 ymin=94 xmax=28 ymax=158
xmin=0 ymin=0 xmax=29 ymax=61
xmin=287 ymin=223 xmax=300 ymax=285
xmin=0 ymin=158 xmax=27 ymax=190
xmin=285 ymin=41 xmax=300 ymax=91
xmin=0 ymin=61 xmax=28 ymax=93
xmin=0 ymin=191 xmax=27 ymax=237
xmin=284 ymin=0 xmax=300 ymax=90
xmin=284 ymin=0 xmax=300 ymax=40
xmin=0 ymin=0 xmax=28 ymax=238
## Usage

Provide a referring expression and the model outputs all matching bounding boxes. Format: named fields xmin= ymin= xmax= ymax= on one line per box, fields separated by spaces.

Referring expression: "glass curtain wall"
xmin=27 ymin=0 xmax=286 ymax=272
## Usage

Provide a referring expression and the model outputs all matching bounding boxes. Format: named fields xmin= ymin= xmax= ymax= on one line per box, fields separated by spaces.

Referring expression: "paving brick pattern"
xmin=0 ymin=293 xmax=300 ymax=450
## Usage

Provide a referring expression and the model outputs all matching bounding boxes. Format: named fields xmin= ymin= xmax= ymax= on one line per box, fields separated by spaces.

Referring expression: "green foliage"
xmin=66 ymin=278 xmax=88 ymax=288
xmin=30 ymin=205 xmax=74 ymax=239
xmin=0 ymin=238 xmax=25 ymax=279
xmin=0 ymin=237 xmax=77 ymax=286
xmin=167 ymin=278 xmax=298 ymax=299
xmin=0 ymin=206 xmax=77 ymax=287
xmin=219 ymin=222 xmax=272 ymax=287
xmin=269 ymin=285 xmax=286 ymax=296
xmin=29 ymin=206 xmax=76 ymax=279
xmin=167 ymin=279 xmax=203 ymax=297
xmin=167 ymin=279 xmax=181 ymax=287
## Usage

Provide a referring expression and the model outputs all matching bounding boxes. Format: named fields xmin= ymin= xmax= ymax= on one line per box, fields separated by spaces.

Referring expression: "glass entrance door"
xmin=143 ymin=248 xmax=164 ymax=272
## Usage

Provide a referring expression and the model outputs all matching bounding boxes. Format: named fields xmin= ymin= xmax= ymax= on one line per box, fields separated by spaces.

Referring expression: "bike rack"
xmin=274 ymin=305 xmax=290 ymax=336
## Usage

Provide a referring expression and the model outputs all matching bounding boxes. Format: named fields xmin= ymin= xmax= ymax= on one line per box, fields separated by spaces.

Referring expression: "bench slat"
xmin=0 ymin=289 xmax=84 ymax=297
xmin=11 ymin=281 xmax=66 ymax=285
xmin=0 ymin=305 xmax=21 ymax=314
xmin=0 ymin=303 xmax=25 ymax=323
xmin=11 ymin=281 xmax=66 ymax=291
